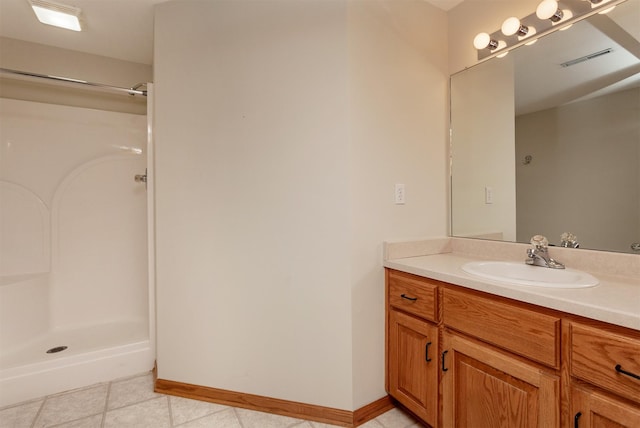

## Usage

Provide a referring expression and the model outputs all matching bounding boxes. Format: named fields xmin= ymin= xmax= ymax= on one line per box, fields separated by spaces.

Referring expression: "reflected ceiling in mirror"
xmin=450 ymin=0 xmax=640 ymax=254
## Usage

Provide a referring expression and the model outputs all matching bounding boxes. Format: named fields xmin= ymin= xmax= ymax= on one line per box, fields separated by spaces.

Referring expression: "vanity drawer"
xmin=387 ymin=270 xmax=438 ymax=322
xmin=442 ymin=288 xmax=560 ymax=368
xmin=571 ymin=323 xmax=640 ymax=402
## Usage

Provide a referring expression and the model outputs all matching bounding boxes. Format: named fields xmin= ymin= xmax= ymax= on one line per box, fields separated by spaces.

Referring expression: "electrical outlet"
xmin=395 ymin=184 xmax=405 ymax=205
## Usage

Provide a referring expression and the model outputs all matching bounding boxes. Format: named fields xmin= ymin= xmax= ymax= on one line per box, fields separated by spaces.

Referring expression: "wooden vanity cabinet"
xmin=385 ymin=268 xmax=639 ymax=428
xmin=570 ymin=385 xmax=640 ymax=428
xmin=385 ymin=270 xmax=440 ymax=427
xmin=569 ymin=322 xmax=640 ymax=427
xmin=388 ymin=308 xmax=439 ymax=425
xmin=441 ymin=288 xmax=561 ymax=428
xmin=441 ymin=331 xmax=560 ymax=427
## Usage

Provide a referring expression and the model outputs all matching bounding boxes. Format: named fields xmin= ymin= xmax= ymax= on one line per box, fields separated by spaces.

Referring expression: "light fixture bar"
xmin=29 ymin=0 xmax=82 ymax=31
xmin=560 ymin=48 xmax=613 ymax=67
xmin=474 ymin=0 xmax=629 ymax=61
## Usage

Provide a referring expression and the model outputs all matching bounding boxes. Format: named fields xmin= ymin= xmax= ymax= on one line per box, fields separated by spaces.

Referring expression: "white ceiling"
xmin=0 ymin=0 xmax=166 ymax=65
xmin=0 ymin=0 xmax=462 ymax=66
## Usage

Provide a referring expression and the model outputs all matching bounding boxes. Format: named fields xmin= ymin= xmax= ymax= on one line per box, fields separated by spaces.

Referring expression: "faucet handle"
xmin=530 ymin=235 xmax=549 ymax=249
xmin=560 ymin=232 xmax=579 ymax=248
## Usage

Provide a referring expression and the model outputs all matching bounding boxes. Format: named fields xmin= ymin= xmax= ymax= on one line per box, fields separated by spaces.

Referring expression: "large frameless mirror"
xmin=450 ymin=0 xmax=640 ymax=254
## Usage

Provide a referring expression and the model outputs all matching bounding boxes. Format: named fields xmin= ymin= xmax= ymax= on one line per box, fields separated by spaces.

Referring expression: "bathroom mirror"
xmin=450 ymin=0 xmax=640 ymax=254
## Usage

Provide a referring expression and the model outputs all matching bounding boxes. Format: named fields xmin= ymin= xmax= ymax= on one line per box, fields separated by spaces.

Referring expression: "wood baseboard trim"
xmin=353 ymin=395 xmax=395 ymax=426
xmin=155 ymin=378 xmax=393 ymax=427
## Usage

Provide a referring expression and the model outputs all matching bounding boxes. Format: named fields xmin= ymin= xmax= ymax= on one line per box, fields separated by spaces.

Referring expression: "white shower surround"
xmin=0 ymin=98 xmax=154 ymax=407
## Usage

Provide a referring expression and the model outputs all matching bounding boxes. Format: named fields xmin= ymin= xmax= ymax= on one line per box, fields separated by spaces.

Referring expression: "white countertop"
xmin=384 ymin=252 xmax=640 ymax=331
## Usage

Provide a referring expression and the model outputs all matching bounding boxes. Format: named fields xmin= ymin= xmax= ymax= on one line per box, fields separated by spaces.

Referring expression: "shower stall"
xmin=0 ymin=76 xmax=155 ymax=407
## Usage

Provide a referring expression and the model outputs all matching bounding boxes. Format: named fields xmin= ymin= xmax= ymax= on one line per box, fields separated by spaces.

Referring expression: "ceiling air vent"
xmin=560 ymin=48 xmax=613 ymax=68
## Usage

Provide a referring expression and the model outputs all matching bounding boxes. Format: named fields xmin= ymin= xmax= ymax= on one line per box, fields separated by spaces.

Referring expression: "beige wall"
xmin=154 ymin=0 xmax=447 ymax=411
xmin=347 ymin=0 xmax=448 ymax=407
xmin=0 ymin=37 xmax=151 ymax=114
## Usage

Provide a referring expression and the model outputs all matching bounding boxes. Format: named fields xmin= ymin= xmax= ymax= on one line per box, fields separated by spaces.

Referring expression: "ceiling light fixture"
xmin=29 ymin=0 xmax=83 ymax=32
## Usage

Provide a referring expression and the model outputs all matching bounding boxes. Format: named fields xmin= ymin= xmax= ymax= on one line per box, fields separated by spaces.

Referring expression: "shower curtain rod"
xmin=0 ymin=67 xmax=147 ymax=97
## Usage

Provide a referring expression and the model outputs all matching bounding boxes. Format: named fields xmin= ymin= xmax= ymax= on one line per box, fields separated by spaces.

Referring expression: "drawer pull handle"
xmin=425 ymin=342 xmax=432 ymax=362
xmin=574 ymin=412 xmax=582 ymax=428
xmin=400 ymin=294 xmax=417 ymax=302
xmin=615 ymin=364 xmax=640 ymax=380
xmin=442 ymin=350 xmax=449 ymax=372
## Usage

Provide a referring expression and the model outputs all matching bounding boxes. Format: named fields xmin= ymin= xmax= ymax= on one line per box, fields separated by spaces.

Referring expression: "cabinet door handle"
xmin=442 ymin=350 xmax=449 ymax=372
xmin=400 ymin=294 xmax=417 ymax=302
xmin=574 ymin=412 xmax=582 ymax=428
xmin=425 ymin=342 xmax=432 ymax=362
xmin=615 ymin=364 xmax=640 ymax=380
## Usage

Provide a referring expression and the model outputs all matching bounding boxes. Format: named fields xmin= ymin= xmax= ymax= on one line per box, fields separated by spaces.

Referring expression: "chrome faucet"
xmin=526 ymin=235 xmax=565 ymax=269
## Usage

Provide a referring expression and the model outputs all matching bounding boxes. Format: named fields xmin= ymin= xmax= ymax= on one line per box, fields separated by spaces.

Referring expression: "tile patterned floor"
xmin=0 ymin=372 xmax=423 ymax=428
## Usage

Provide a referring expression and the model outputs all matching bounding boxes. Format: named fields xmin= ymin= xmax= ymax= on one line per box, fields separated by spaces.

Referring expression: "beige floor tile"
xmin=176 ymin=408 xmax=242 ymax=428
xmin=0 ymin=399 xmax=43 ymax=428
xmin=33 ymin=384 xmax=107 ymax=428
xmin=357 ymin=419 xmax=385 ymax=428
xmin=103 ymin=396 xmax=170 ymax=428
xmin=372 ymin=408 xmax=420 ymax=428
xmin=307 ymin=420 xmax=344 ymax=427
xmin=169 ymin=395 xmax=230 ymax=426
xmin=107 ymin=372 xmax=162 ymax=409
xmin=3 ymin=371 xmax=426 ymax=428
xmin=234 ymin=407 xmax=304 ymax=428
xmin=49 ymin=414 xmax=102 ymax=428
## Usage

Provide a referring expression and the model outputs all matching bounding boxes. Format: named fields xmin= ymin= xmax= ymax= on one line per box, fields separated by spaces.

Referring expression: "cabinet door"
xmin=388 ymin=308 xmax=438 ymax=426
xmin=571 ymin=385 xmax=640 ymax=428
xmin=441 ymin=331 xmax=559 ymax=428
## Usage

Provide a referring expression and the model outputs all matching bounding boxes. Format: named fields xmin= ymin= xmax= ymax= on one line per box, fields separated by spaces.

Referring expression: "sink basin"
xmin=462 ymin=261 xmax=599 ymax=288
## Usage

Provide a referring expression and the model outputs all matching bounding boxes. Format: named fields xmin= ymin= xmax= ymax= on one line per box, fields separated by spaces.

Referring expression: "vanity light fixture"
xmin=537 ymin=0 xmax=574 ymax=29
xmin=502 ymin=16 xmax=538 ymax=44
xmin=29 ymin=0 xmax=83 ymax=32
xmin=473 ymin=32 xmax=499 ymax=50
xmin=501 ymin=17 xmax=528 ymax=37
xmin=472 ymin=0 xmax=627 ymax=60
xmin=536 ymin=0 xmax=564 ymax=22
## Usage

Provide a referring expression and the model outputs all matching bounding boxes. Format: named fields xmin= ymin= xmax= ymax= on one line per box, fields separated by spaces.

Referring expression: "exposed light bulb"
xmin=536 ymin=0 xmax=563 ymax=21
xmin=501 ymin=17 xmax=529 ymax=37
xmin=473 ymin=32 xmax=498 ymax=50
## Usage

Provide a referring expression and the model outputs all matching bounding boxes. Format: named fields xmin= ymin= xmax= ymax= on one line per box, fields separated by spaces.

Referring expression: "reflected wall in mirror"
xmin=451 ymin=0 xmax=640 ymax=254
